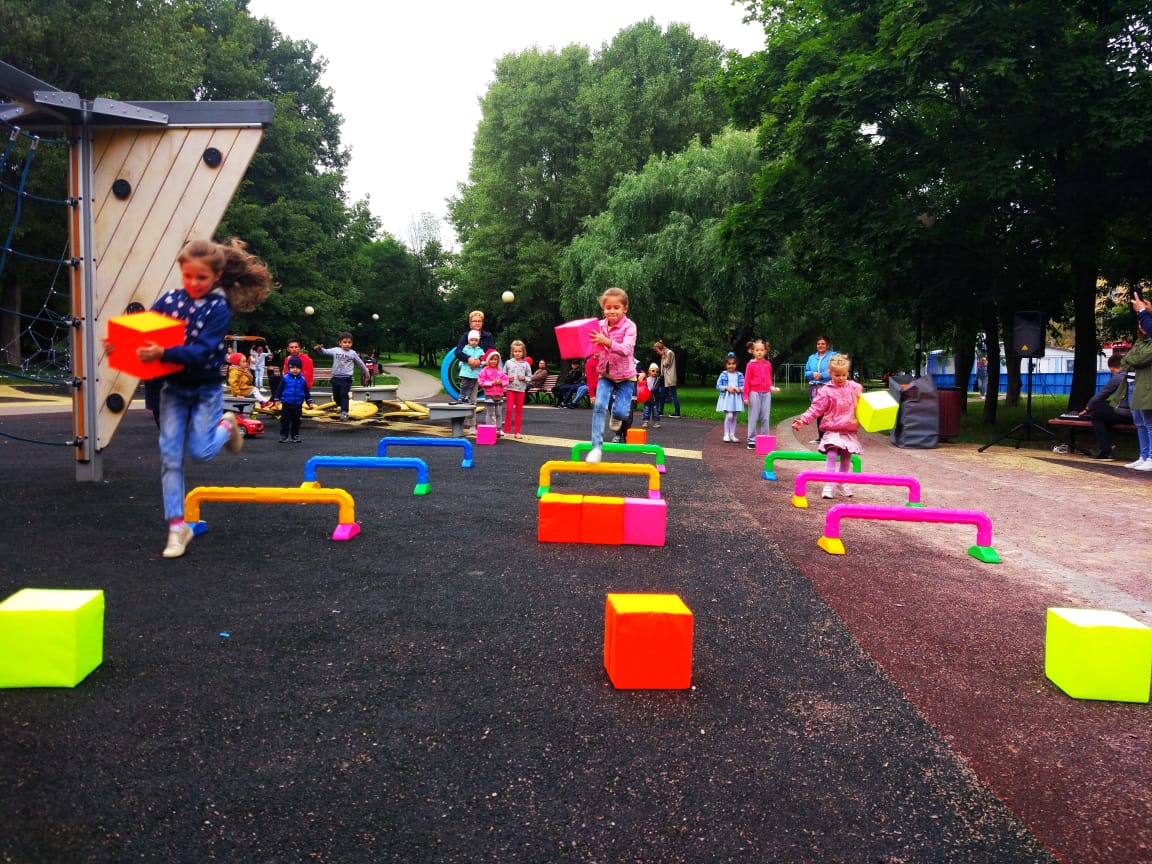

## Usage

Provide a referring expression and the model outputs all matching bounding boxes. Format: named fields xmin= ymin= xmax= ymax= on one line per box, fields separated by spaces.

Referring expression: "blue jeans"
xmin=658 ymin=385 xmax=680 ymax=417
xmin=159 ymin=382 xmax=227 ymax=522
xmin=1134 ymin=408 xmax=1151 ymax=460
xmin=591 ymin=378 xmax=635 ymax=448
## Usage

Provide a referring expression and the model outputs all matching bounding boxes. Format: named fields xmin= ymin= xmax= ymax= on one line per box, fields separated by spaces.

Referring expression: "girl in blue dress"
xmin=716 ymin=353 xmax=745 ymax=442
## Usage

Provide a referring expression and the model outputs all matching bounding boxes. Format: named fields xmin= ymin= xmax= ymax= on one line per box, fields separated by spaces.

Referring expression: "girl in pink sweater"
xmin=792 ymin=354 xmax=863 ymax=499
xmin=743 ymin=338 xmax=779 ymax=450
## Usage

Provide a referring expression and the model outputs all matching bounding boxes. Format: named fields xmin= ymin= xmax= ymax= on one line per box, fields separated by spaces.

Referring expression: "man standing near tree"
xmin=654 ymin=340 xmax=681 ymax=419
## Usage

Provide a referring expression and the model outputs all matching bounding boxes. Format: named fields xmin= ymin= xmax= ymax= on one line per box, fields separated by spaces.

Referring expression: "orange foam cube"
xmin=580 ymin=495 xmax=625 ymax=545
xmin=538 ymin=493 xmax=583 ymax=543
xmin=106 ymin=311 xmax=184 ymax=379
xmin=625 ymin=428 xmax=647 ymax=444
xmin=604 ymin=593 xmax=693 ymax=689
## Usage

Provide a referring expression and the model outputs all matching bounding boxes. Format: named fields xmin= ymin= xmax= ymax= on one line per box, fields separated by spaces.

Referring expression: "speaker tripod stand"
xmin=979 ymin=358 xmax=1063 ymax=452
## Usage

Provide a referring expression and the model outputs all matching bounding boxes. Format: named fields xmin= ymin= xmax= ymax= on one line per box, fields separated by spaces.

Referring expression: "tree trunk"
xmin=1000 ymin=310 xmax=1022 ymax=407
xmin=953 ymin=333 xmax=975 ymax=414
xmin=1069 ymin=251 xmax=1100 ymax=410
xmin=981 ymin=305 xmax=1000 ymax=425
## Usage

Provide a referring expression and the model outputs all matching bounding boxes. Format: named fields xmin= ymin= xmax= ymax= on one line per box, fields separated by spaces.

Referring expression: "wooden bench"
xmin=1047 ymin=416 xmax=1137 ymax=456
xmin=312 ymin=366 xmax=333 ymax=382
xmin=527 ymin=374 xmax=560 ymax=404
xmin=223 ymin=396 xmax=259 ymax=416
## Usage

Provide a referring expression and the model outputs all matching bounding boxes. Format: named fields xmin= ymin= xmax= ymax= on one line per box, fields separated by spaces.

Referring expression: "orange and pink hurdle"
xmin=184 ymin=485 xmax=361 ymax=541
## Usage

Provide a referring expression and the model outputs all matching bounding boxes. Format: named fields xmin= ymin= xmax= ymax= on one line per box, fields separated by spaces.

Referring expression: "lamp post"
xmin=501 ymin=290 xmax=515 ymax=355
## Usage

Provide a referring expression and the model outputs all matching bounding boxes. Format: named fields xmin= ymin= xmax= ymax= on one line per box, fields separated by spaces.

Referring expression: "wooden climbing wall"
xmin=68 ymin=125 xmax=264 ymax=455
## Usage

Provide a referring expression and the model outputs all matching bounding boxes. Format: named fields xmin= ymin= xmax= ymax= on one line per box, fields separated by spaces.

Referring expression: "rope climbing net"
xmin=0 ymin=116 xmax=81 ymax=447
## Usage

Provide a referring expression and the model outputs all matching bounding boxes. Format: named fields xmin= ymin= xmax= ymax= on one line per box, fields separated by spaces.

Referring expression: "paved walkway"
xmin=706 ymin=417 xmax=1152 ymax=863
xmin=379 ymin=362 xmax=444 ymax=402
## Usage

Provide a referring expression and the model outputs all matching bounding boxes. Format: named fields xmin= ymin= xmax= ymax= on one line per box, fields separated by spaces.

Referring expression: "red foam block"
xmin=106 ymin=311 xmax=184 ymax=379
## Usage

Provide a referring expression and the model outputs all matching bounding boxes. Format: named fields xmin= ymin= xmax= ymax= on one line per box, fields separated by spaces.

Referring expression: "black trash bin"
xmin=889 ymin=375 xmax=939 ymax=449
xmin=937 ymin=386 xmax=963 ymax=439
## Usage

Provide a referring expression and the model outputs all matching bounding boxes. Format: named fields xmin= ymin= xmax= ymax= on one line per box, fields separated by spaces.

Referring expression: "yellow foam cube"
xmin=0 ymin=589 xmax=105 ymax=688
xmin=1045 ymin=607 xmax=1152 ymax=703
xmin=856 ymin=390 xmax=899 ymax=432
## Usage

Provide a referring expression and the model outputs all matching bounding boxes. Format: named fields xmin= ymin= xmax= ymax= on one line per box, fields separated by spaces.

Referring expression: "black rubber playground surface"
xmin=2 ymin=404 xmax=1055 ymax=863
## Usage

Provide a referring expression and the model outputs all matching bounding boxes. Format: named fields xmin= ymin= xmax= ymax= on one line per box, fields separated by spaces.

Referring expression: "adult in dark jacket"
xmin=1078 ymin=353 xmax=1132 ymax=460
xmin=453 ymin=310 xmax=495 ymax=372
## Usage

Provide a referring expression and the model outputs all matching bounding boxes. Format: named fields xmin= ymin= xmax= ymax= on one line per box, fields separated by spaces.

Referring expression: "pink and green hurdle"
xmin=816 ymin=503 xmax=1000 ymax=563
xmin=791 ymin=471 xmax=923 ymax=508
xmin=763 ymin=450 xmax=861 ymax=481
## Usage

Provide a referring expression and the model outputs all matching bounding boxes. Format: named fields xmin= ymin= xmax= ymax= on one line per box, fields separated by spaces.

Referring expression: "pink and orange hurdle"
xmin=791 ymin=471 xmax=924 ymax=508
xmin=816 ymin=503 xmax=1000 ymax=563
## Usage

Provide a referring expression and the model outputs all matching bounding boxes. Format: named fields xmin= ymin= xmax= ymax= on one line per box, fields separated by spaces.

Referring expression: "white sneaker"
xmin=586 ymin=446 xmax=602 ymax=464
xmin=1135 ymin=459 xmax=1152 ymax=472
xmin=1124 ymin=458 xmax=1148 ymax=469
xmin=821 ymin=484 xmax=835 ymax=499
xmin=162 ymin=524 xmax=193 ymax=559
xmin=839 ymin=484 xmax=853 ymax=498
xmin=722 ymin=433 xmax=731 ymax=442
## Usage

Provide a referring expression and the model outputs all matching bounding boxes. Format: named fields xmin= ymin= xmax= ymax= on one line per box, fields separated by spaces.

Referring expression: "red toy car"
xmin=236 ymin=414 xmax=264 ymax=438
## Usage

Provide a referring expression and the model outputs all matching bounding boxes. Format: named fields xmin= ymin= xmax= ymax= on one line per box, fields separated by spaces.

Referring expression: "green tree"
xmin=722 ymin=0 xmax=1152 ymax=412
xmin=450 ymin=20 xmax=734 ymax=363
xmin=562 ymin=130 xmax=769 ymax=376
xmin=1 ymin=0 xmax=204 ymax=364
xmin=1 ymin=0 xmax=377 ymax=359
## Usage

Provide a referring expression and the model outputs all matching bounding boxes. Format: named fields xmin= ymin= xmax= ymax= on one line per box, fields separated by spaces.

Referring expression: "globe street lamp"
xmin=501 ymin=290 xmax=515 ymax=354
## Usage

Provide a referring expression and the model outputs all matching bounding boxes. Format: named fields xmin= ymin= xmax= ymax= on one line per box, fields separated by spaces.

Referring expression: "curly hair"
xmin=178 ymin=237 xmax=275 ymax=313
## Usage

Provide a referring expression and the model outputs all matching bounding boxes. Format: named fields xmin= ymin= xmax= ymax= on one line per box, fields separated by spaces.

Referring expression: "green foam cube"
xmin=0 ymin=589 xmax=105 ymax=688
xmin=1045 ymin=607 xmax=1152 ymax=703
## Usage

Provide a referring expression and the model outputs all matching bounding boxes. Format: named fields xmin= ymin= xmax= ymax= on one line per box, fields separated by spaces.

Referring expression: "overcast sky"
xmin=245 ymin=0 xmax=766 ymax=248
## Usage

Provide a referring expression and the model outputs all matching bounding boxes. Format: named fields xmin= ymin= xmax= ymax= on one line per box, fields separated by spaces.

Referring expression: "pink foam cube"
xmin=623 ymin=497 xmax=666 ymax=546
xmin=476 ymin=424 xmax=497 ymax=445
xmin=555 ymin=318 xmax=600 ymax=359
xmin=755 ymin=434 xmax=776 ymax=455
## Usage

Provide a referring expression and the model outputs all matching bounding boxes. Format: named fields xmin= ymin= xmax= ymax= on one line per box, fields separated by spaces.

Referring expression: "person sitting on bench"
xmin=554 ymin=359 xmax=585 ymax=408
xmin=1077 ymin=353 xmax=1132 ymax=461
